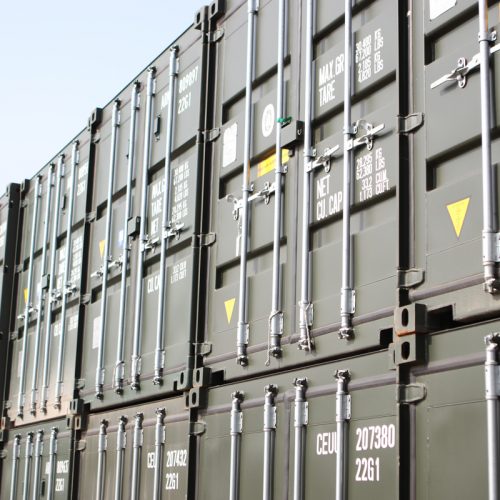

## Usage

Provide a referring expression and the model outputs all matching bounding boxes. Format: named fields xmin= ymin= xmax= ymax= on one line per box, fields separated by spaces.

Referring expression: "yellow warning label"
xmin=224 ymin=298 xmax=236 ymax=324
xmin=24 ymin=288 xmax=28 ymax=305
xmin=99 ymin=240 xmax=106 ymax=258
xmin=257 ymin=149 xmax=290 ymax=178
xmin=447 ymin=197 xmax=470 ymax=238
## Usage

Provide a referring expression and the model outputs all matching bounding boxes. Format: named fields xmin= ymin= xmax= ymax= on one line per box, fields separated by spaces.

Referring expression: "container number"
xmin=355 ymin=424 xmax=395 ymax=451
xmin=355 ymin=457 xmax=380 ymax=482
xmin=55 ymin=478 xmax=65 ymax=492
xmin=165 ymin=472 xmax=179 ymax=490
xmin=166 ymin=449 xmax=187 ymax=468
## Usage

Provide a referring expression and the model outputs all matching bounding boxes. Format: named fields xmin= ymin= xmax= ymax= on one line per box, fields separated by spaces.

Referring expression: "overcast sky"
xmin=0 ymin=0 xmax=208 ymax=194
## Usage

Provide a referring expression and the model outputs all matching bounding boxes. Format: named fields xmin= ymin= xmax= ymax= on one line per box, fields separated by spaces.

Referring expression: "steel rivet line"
xmin=298 ymin=0 xmax=315 ymax=352
xmin=53 ymin=140 xmax=79 ymax=409
xmin=229 ymin=391 xmax=245 ymax=500
xmin=114 ymin=81 xmax=140 ymax=394
xmin=95 ymin=99 xmax=121 ymax=399
xmin=131 ymin=67 xmax=156 ymax=390
xmin=268 ymin=0 xmax=287 ymax=362
xmin=29 ymin=164 xmax=54 ymax=415
xmin=40 ymin=155 xmax=64 ymax=413
xmin=17 ymin=175 xmax=42 ymax=418
xmin=235 ymin=0 xmax=259 ymax=366
xmin=155 ymin=46 xmax=180 ymax=386
xmin=293 ymin=378 xmax=308 ymax=500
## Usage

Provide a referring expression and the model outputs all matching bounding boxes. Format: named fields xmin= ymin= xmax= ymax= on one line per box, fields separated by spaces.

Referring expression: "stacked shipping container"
xmin=1 ymin=0 xmax=500 ymax=498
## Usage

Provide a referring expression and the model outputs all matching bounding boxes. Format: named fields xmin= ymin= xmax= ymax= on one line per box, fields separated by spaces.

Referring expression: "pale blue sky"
xmin=0 ymin=0 xmax=208 ymax=194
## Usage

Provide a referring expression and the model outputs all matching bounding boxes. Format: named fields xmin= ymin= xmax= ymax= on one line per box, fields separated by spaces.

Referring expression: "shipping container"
xmin=78 ymin=6 xmax=218 ymax=410
xmin=75 ymin=397 xmax=193 ymax=499
xmin=6 ymin=126 xmax=96 ymax=425
xmin=0 ymin=417 xmax=79 ymax=499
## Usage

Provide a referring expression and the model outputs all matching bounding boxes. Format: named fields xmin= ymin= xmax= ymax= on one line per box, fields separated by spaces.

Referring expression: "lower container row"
xmin=0 ymin=317 xmax=498 ymax=499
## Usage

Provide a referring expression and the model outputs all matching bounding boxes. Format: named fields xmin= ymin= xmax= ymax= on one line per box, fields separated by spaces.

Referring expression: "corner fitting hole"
xmin=401 ymin=308 xmax=409 ymax=328
xmin=195 ymin=370 xmax=201 ymax=383
xmin=401 ymin=341 xmax=411 ymax=361
xmin=211 ymin=3 xmax=216 ymax=13
xmin=191 ymin=392 xmax=197 ymax=406
xmin=76 ymin=417 xmax=80 ymax=429
xmin=180 ymin=372 xmax=185 ymax=385
xmin=185 ymin=394 xmax=190 ymax=407
xmin=66 ymin=417 xmax=71 ymax=428
xmin=197 ymin=13 xmax=201 ymax=23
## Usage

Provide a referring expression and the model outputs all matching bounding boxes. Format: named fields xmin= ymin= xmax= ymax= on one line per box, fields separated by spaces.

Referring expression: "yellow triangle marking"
xmin=99 ymin=240 xmax=106 ymax=259
xmin=24 ymin=288 xmax=28 ymax=305
xmin=224 ymin=298 xmax=236 ymax=325
xmin=447 ymin=197 xmax=470 ymax=238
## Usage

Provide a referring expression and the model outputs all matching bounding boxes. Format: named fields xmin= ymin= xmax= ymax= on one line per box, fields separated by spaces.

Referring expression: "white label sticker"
xmin=223 ymin=123 xmax=238 ymax=168
xmin=93 ymin=316 xmax=102 ymax=349
xmin=261 ymin=103 xmax=275 ymax=138
xmin=429 ymin=0 xmax=456 ymax=20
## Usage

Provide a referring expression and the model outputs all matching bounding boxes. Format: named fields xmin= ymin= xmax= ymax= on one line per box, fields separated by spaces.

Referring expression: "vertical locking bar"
xmin=40 ymin=155 xmax=64 ymax=413
xmin=115 ymin=81 xmax=140 ymax=394
xmin=340 ymin=0 xmax=355 ymax=339
xmin=478 ymin=0 xmax=499 ymax=293
xmin=263 ymin=385 xmax=278 ymax=500
xmin=268 ymin=0 xmax=286 ymax=360
xmin=54 ymin=141 xmax=79 ymax=409
xmin=131 ymin=67 xmax=156 ymax=390
xmin=21 ymin=432 xmax=33 ymax=500
xmin=335 ymin=370 xmax=351 ymax=500
xmin=153 ymin=408 xmax=166 ymax=500
xmin=9 ymin=434 xmax=21 ymax=500
xmin=485 ymin=334 xmax=500 ymax=500
xmin=229 ymin=391 xmax=244 ymax=500
xmin=298 ymin=0 xmax=315 ymax=351
xmin=236 ymin=0 xmax=259 ymax=366
xmin=30 ymin=165 xmax=55 ymax=415
xmin=114 ymin=416 xmax=127 ymax=500
xmin=31 ymin=430 xmax=43 ymax=500
xmin=95 ymin=420 xmax=108 ymax=500
xmin=46 ymin=427 xmax=58 ymax=500
xmin=130 ymin=412 xmax=144 ymax=500
xmin=293 ymin=378 xmax=308 ymax=500
xmin=155 ymin=47 xmax=179 ymax=385
xmin=96 ymin=99 xmax=121 ymax=399
xmin=17 ymin=175 xmax=42 ymax=417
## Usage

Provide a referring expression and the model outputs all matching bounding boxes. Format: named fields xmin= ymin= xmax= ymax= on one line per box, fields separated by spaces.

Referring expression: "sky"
xmin=0 ymin=0 xmax=209 ymax=194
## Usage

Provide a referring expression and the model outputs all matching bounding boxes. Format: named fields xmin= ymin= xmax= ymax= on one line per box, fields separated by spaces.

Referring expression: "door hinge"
xmin=195 ymin=342 xmax=213 ymax=357
xmin=86 ymin=211 xmax=96 ymax=223
xmin=196 ymin=232 xmax=216 ymax=248
xmin=209 ymin=28 xmax=225 ymax=43
xmin=397 ymin=112 xmax=424 ymax=134
xmin=76 ymin=440 xmax=87 ymax=452
xmin=75 ymin=379 xmax=85 ymax=390
xmin=397 ymin=268 xmax=425 ymax=289
xmin=204 ymin=128 xmax=220 ymax=142
xmin=397 ymin=383 xmax=427 ymax=404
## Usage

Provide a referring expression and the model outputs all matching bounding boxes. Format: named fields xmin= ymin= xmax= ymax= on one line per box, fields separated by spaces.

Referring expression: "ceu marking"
xmin=261 ymin=104 xmax=275 ymax=138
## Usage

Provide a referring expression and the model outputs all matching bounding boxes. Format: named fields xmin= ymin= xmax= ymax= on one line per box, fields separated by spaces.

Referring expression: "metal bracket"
xmin=196 ymin=232 xmax=216 ymax=248
xmin=195 ymin=342 xmax=213 ymax=357
xmin=65 ymin=282 xmax=78 ymax=296
xmin=397 ymin=383 xmax=427 ymax=404
xmin=204 ymin=128 xmax=221 ymax=142
xmin=76 ymin=440 xmax=87 ymax=452
xmin=483 ymin=231 xmax=500 ymax=263
xmin=208 ymin=28 xmax=225 ymax=43
xmin=163 ymin=221 xmax=185 ymax=241
xmin=431 ymin=41 xmax=500 ymax=90
xmin=226 ymin=182 xmax=276 ymax=220
xmin=397 ymin=268 xmax=425 ymax=289
xmin=340 ymin=289 xmax=355 ymax=315
xmin=306 ymin=145 xmax=340 ymax=173
xmin=397 ymin=113 xmax=424 ymax=134
xmin=345 ymin=120 xmax=385 ymax=151
xmin=335 ymin=370 xmax=351 ymax=421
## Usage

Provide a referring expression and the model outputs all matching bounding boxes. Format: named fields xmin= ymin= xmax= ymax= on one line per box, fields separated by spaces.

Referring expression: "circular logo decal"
xmin=261 ymin=104 xmax=275 ymax=138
